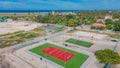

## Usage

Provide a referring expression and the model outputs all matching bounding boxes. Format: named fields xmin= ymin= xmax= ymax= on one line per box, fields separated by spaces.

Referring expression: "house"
xmin=105 ymin=15 xmax=113 ymax=19
xmin=91 ymin=23 xmax=106 ymax=30
xmin=92 ymin=23 xmax=106 ymax=27
xmin=0 ymin=17 xmax=8 ymax=22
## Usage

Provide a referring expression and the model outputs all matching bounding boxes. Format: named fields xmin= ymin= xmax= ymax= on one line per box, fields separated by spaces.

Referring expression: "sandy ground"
xmin=8 ymin=41 xmax=94 ymax=68
xmin=6 ymin=32 xmax=116 ymax=68
xmin=3 ymin=28 xmax=117 ymax=68
xmin=0 ymin=21 xmax=43 ymax=35
xmin=7 ymin=41 xmax=62 ymax=68
xmin=117 ymin=44 xmax=120 ymax=55
xmin=73 ymin=31 xmax=109 ymax=40
xmin=50 ymin=33 xmax=115 ymax=52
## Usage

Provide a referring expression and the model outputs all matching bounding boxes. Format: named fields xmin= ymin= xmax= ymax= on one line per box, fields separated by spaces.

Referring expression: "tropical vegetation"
xmin=95 ymin=49 xmax=120 ymax=68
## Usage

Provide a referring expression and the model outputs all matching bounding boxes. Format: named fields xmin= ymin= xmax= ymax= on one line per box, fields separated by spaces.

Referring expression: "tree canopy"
xmin=31 ymin=11 xmax=110 ymax=26
xmin=105 ymin=19 xmax=113 ymax=25
xmin=113 ymin=20 xmax=120 ymax=31
xmin=7 ymin=11 xmax=120 ymax=31
xmin=95 ymin=49 xmax=120 ymax=65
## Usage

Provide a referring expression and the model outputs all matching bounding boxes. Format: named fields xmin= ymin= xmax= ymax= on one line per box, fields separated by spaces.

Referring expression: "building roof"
xmin=105 ymin=15 xmax=113 ymax=19
xmin=0 ymin=18 xmax=7 ymax=22
xmin=92 ymin=23 xmax=106 ymax=27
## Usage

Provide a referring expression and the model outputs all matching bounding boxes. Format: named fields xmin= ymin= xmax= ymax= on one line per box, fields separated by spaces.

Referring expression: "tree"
xmin=66 ymin=14 xmax=74 ymax=19
xmin=41 ymin=15 xmax=49 ymax=23
xmin=31 ymin=11 xmax=114 ymax=27
xmin=105 ymin=19 xmax=113 ymax=25
xmin=113 ymin=20 xmax=120 ymax=31
xmin=67 ymin=19 xmax=79 ymax=29
xmin=113 ymin=12 xmax=120 ymax=19
xmin=11 ymin=16 xmax=17 ymax=20
xmin=95 ymin=49 xmax=120 ymax=68
xmin=106 ymin=24 xmax=113 ymax=30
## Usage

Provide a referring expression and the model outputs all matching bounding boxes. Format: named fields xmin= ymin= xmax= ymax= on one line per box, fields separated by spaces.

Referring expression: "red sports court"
xmin=41 ymin=46 xmax=74 ymax=62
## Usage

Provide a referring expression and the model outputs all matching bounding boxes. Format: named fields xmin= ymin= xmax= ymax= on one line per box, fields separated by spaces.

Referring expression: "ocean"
xmin=0 ymin=10 xmax=109 ymax=13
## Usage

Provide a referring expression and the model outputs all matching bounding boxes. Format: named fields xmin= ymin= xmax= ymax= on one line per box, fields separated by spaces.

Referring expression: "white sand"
xmin=73 ymin=31 xmax=109 ymax=40
xmin=4 ymin=31 xmax=115 ymax=68
xmin=117 ymin=44 xmax=120 ymax=55
xmin=0 ymin=21 xmax=43 ymax=35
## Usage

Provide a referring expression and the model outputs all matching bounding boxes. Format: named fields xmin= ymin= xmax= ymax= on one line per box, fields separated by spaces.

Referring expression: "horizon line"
xmin=0 ymin=9 xmax=120 ymax=13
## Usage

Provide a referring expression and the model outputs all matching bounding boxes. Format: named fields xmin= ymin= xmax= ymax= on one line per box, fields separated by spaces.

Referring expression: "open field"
xmin=70 ymin=29 xmax=120 ymax=38
xmin=0 ymin=13 xmax=39 ymax=17
xmin=4 ymin=30 xmax=115 ymax=68
xmin=0 ymin=21 xmax=47 ymax=48
xmin=0 ymin=21 xmax=42 ymax=35
xmin=49 ymin=32 xmax=115 ymax=52
xmin=30 ymin=43 xmax=88 ymax=68
xmin=73 ymin=31 xmax=109 ymax=40
xmin=65 ymin=38 xmax=93 ymax=48
xmin=2 ymin=26 xmax=116 ymax=68
xmin=0 ymin=23 xmax=46 ymax=48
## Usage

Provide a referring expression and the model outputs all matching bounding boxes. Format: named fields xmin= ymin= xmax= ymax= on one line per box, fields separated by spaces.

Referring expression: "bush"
xmin=91 ymin=26 xmax=105 ymax=30
xmin=106 ymin=24 xmax=113 ymax=30
xmin=16 ymin=32 xmax=39 ymax=39
xmin=113 ymin=20 xmax=120 ymax=31
xmin=105 ymin=19 xmax=113 ymax=25
xmin=91 ymin=26 xmax=96 ymax=29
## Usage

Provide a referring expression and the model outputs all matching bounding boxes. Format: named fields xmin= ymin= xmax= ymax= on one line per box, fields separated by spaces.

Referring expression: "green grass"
xmin=0 ymin=39 xmax=23 ymax=48
xmin=65 ymin=38 xmax=93 ymax=48
xmin=16 ymin=32 xmax=39 ymax=39
xmin=0 ymin=28 xmax=46 ymax=48
xmin=30 ymin=43 xmax=88 ymax=68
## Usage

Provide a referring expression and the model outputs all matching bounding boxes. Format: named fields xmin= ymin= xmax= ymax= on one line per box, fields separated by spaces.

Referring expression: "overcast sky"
xmin=0 ymin=0 xmax=119 ymax=10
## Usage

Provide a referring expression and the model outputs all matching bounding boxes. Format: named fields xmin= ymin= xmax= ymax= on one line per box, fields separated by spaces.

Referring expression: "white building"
xmin=105 ymin=15 xmax=113 ymax=19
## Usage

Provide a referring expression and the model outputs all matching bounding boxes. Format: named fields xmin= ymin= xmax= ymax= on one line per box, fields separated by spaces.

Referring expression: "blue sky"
xmin=0 ymin=0 xmax=120 ymax=10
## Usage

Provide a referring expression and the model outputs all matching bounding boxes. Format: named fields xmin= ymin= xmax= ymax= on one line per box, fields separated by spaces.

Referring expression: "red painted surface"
xmin=41 ymin=46 xmax=74 ymax=62
xmin=92 ymin=23 xmax=106 ymax=27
